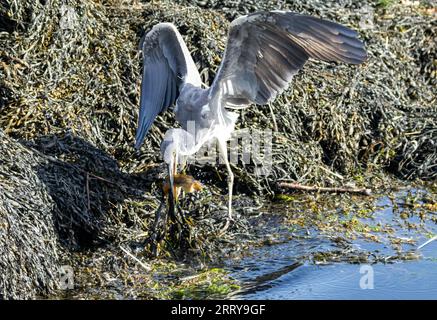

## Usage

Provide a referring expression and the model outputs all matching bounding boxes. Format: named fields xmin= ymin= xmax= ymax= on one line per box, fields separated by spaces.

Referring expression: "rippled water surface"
xmin=227 ymin=192 xmax=437 ymax=300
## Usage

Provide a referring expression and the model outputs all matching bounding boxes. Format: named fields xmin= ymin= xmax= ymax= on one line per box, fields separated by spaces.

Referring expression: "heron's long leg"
xmin=217 ymin=138 xmax=234 ymax=226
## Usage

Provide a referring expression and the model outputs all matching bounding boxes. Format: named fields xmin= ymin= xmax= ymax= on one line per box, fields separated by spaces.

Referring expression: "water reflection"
xmin=229 ymin=191 xmax=437 ymax=300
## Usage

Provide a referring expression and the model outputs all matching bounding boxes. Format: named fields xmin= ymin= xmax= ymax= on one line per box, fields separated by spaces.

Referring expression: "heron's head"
xmin=160 ymin=138 xmax=176 ymax=167
xmin=160 ymin=128 xmax=197 ymax=197
xmin=160 ymin=129 xmax=185 ymax=211
xmin=160 ymin=128 xmax=196 ymax=166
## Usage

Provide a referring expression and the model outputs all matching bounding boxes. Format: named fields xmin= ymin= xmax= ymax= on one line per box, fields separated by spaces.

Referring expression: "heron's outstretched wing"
xmin=135 ymin=23 xmax=201 ymax=149
xmin=209 ymin=11 xmax=367 ymax=111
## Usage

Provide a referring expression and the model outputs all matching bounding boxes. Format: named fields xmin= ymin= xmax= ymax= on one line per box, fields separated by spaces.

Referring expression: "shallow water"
xmin=227 ymin=192 xmax=437 ymax=300
xmin=60 ymin=190 xmax=436 ymax=300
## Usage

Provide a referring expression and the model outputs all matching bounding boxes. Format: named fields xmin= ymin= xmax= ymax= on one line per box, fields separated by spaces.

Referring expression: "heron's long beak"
xmin=167 ymin=152 xmax=177 ymax=217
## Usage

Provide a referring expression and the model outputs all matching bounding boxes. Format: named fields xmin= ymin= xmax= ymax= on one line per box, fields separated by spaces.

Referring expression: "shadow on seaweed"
xmin=23 ymin=133 xmax=159 ymax=251
xmin=21 ymin=132 xmax=196 ymax=259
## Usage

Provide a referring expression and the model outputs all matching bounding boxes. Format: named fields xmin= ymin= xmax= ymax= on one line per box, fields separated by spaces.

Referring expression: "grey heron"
xmin=135 ymin=11 xmax=367 ymax=228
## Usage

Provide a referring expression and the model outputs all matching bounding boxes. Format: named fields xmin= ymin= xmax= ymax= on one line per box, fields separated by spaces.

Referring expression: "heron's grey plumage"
xmin=208 ymin=11 xmax=367 ymax=119
xmin=135 ymin=11 xmax=367 ymax=224
xmin=135 ymin=23 xmax=201 ymax=149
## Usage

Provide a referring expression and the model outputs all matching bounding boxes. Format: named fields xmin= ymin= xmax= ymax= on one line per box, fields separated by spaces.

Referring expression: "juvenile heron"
xmin=135 ymin=11 xmax=367 ymax=225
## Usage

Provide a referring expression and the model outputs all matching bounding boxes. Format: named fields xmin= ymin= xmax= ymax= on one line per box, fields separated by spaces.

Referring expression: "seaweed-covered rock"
xmin=0 ymin=0 xmax=434 ymax=186
xmin=0 ymin=130 xmax=60 ymax=299
xmin=0 ymin=0 xmax=435 ymax=298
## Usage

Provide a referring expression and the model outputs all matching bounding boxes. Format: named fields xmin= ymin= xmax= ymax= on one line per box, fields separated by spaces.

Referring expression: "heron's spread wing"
xmin=135 ymin=23 xmax=201 ymax=149
xmin=209 ymin=11 xmax=367 ymax=110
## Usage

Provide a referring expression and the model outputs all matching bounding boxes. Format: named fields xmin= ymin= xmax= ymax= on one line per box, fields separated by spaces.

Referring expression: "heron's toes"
xmin=218 ymin=217 xmax=234 ymax=236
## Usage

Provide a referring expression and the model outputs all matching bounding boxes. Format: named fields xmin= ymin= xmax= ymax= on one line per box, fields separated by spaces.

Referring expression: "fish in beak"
xmin=163 ymin=173 xmax=203 ymax=200
xmin=166 ymin=152 xmax=177 ymax=218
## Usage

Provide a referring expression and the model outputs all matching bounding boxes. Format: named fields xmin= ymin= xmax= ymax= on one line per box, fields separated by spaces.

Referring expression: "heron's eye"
xmin=201 ymin=105 xmax=210 ymax=120
xmin=201 ymin=110 xmax=210 ymax=120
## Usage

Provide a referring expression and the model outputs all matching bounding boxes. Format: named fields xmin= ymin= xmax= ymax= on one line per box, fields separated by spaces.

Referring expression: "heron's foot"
xmin=218 ymin=211 xmax=234 ymax=236
xmin=218 ymin=218 xmax=231 ymax=236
